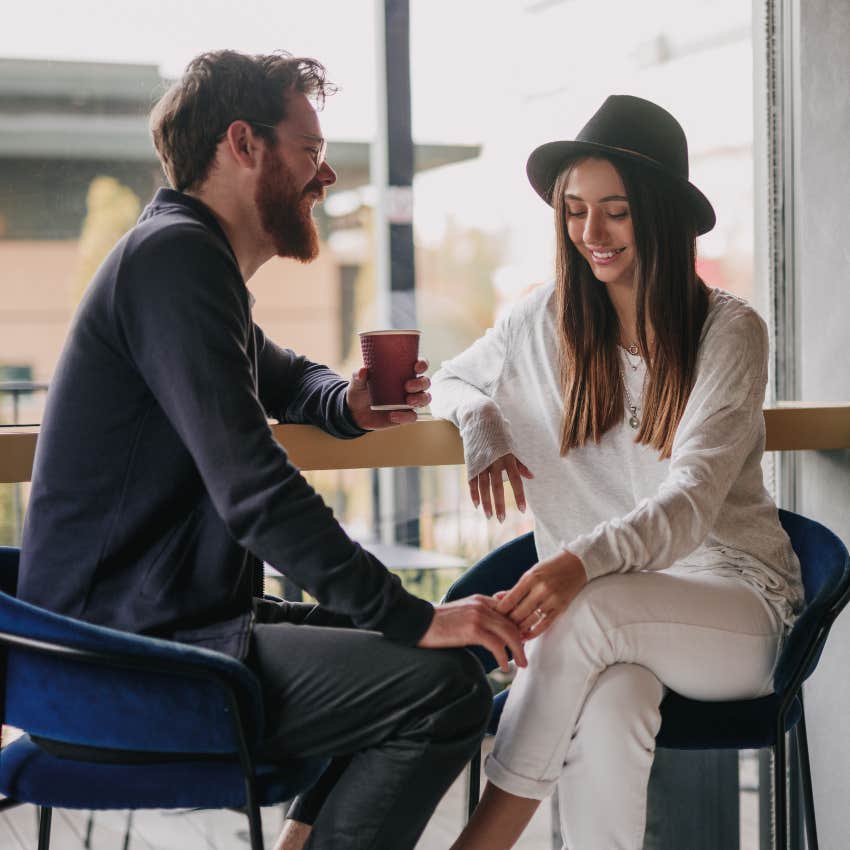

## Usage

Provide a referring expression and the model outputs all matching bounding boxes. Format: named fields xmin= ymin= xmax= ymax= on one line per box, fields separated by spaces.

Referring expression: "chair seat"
xmin=486 ymin=688 xmax=802 ymax=751
xmin=656 ymin=690 xmax=802 ymax=750
xmin=0 ymin=735 xmax=328 ymax=810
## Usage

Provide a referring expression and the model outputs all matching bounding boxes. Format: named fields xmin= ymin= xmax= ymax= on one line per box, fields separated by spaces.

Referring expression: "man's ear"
xmin=223 ymin=121 xmax=260 ymax=169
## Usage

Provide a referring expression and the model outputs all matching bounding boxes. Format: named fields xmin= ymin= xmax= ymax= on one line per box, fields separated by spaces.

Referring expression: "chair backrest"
xmin=773 ymin=510 xmax=850 ymax=694
xmin=0 ymin=547 xmax=18 ymax=597
xmin=0 ymin=547 xmax=264 ymax=757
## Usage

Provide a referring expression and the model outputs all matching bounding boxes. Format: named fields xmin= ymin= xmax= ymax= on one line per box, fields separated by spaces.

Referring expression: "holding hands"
xmin=467 ymin=452 xmax=586 ymax=640
xmin=496 ymin=550 xmax=588 ymax=639
xmin=419 ymin=595 xmax=528 ymax=672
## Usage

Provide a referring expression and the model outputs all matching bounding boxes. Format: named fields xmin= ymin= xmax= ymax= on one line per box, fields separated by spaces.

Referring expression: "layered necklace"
xmin=619 ymin=343 xmax=643 ymax=429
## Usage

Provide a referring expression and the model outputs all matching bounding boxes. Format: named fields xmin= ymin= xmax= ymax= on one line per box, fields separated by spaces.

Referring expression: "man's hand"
xmin=418 ymin=596 xmax=528 ymax=672
xmin=496 ymin=550 xmax=588 ymax=639
xmin=346 ymin=360 xmax=431 ymax=429
xmin=469 ymin=453 xmax=534 ymax=522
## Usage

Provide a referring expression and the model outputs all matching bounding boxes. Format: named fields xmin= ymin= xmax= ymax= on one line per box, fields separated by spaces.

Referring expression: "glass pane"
xmin=0 ymin=3 xmax=764 ymax=846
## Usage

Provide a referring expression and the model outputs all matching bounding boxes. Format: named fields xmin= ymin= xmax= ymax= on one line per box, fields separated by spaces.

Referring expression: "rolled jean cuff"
xmin=484 ymin=753 xmax=556 ymax=801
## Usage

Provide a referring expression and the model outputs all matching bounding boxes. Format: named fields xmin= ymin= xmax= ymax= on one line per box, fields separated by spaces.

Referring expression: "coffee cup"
xmin=358 ymin=329 xmax=421 ymax=410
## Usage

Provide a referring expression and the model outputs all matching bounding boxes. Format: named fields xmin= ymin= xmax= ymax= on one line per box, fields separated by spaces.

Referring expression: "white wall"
xmin=791 ymin=0 xmax=850 ymax=845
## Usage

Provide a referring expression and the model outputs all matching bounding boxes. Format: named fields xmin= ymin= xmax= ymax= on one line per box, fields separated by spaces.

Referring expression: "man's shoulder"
xmin=127 ymin=205 xmax=231 ymax=265
xmin=112 ymin=203 xmax=242 ymax=305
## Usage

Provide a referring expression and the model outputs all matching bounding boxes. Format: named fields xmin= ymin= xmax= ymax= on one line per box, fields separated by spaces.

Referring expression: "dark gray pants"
xmin=250 ymin=602 xmax=492 ymax=850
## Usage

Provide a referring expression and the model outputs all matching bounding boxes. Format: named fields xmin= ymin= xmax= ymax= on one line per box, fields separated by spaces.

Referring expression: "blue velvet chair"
xmin=445 ymin=510 xmax=850 ymax=850
xmin=0 ymin=546 xmax=328 ymax=850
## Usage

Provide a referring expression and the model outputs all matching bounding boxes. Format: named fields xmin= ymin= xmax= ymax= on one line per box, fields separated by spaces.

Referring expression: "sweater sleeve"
xmin=430 ymin=314 xmax=516 ymax=479
xmin=114 ymin=223 xmax=433 ymax=644
xmin=566 ymin=308 xmax=769 ymax=580
xmin=255 ymin=324 xmax=365 ymax=438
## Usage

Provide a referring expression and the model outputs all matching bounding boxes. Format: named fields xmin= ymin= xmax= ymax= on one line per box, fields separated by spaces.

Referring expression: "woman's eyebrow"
xmin=565 ymin=193 xmax=629 ymax=203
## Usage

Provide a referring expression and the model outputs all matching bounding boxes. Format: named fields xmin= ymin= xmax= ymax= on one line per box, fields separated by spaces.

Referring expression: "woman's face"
xmin=564 ymin=157 xmax=637 ymax=290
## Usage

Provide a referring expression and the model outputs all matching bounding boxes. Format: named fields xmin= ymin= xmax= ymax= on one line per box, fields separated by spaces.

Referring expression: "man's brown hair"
xmin=150 ymin=50 xmax=335 ymax=192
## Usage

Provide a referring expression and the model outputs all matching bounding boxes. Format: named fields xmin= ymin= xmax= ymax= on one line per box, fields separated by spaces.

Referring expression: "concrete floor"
xmin=0 ymin=739 xmax=549 ymax=850
xmin=0 ymin=744 xmax=761 ymax=849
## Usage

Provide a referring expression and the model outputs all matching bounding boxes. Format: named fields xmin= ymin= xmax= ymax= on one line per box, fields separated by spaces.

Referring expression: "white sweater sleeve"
xmin=566 ymin=309 xmax=769 ymax=580
xmin=430 ymin=315 xmax=516 ymax=480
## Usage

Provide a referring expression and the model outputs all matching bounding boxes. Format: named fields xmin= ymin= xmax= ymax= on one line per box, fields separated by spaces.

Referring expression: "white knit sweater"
xmin=431 ymin=284 xmax=804 ymax=627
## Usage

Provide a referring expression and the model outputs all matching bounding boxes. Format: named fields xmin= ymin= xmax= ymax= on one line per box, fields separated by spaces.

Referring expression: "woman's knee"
xmin=543 ymin=575 xmax=638 ymax=648
xmin=577 ymin=664 xmax=664 ymax=749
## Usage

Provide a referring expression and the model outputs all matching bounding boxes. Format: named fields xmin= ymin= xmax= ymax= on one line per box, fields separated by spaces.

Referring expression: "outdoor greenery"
xmin=73 ymin=176 xmax=141 ymax=305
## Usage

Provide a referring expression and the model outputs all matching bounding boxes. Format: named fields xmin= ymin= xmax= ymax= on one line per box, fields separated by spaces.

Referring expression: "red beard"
xmin=255 ymin=150 xmax=322 ymax=262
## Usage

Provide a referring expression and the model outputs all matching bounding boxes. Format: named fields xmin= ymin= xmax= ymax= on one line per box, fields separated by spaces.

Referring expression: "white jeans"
xmin=485 ymin=569 xmax=784 ymax=850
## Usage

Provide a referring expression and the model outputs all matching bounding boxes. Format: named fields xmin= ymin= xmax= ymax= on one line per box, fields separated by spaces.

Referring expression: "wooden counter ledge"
xmin=1 ymin=405 xmax=849 ymax=484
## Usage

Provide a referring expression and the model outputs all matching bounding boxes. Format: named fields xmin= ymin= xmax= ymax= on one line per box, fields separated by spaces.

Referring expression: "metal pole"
xmin=372 ymin=0 xmax=420 ymax=551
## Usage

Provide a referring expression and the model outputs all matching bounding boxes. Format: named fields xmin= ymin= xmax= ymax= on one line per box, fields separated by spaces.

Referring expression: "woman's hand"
xmin=495 ymin=550 xmax=588 ymax=638
xmin=346 ymin=360 xmax=430 ymax=429
xmin=469 ymin=453 xmax=534 ymax=522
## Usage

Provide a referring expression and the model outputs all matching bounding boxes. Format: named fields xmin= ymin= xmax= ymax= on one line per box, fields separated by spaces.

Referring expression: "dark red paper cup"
xmin=359 ymin=329 xmax=421 ymax=410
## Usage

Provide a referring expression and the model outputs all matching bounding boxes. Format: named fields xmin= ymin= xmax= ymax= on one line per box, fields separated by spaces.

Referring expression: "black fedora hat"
xmin=526 ymin=95 xmax=716 ymax=235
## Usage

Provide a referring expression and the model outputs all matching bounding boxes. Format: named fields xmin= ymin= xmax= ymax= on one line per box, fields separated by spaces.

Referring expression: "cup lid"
xmin=358 ymin=329 xmax=421 ymax=336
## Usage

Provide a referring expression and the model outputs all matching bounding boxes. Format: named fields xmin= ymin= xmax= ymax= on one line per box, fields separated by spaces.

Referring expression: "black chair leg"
xmin=244 ymin=778 xmax=265 ymax=850
xmin=774 ymin=733 xmax=787 ymax=850
xmin=84 ymin=812 xmax=94 ymax=848
xmin=467 ymin=748 xmax=482 ymax=822
xmin=796 ymin=710 xmax=819 ymax=850
xmin=122 ymin=810 xmax=134 ymax=850
xmin=37 ymin=806 xmax=52 ymax=850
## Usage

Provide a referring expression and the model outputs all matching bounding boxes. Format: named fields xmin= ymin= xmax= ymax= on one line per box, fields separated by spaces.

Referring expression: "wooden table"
xmin=2 ymin=405 xmax=850 ymax=483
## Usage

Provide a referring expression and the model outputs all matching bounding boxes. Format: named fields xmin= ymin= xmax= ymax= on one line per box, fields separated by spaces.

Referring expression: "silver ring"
xmin=531 ymin=607 xmax=546 ymax=629
xmin=534 ymin=607 xmax=544 ymax=618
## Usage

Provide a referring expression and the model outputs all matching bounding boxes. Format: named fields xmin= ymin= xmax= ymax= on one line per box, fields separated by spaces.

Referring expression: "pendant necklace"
xmin=619 ymin=365 xmax=641 ymax=429
xmin=621 ymin=342 xmax=641 ymax=372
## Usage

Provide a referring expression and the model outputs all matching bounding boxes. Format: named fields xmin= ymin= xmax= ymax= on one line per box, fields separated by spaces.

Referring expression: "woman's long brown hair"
xmin=554 ymin=156 xmax=709 ymax=459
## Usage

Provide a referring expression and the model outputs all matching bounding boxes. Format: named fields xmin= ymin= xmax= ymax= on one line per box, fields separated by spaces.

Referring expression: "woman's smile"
xmin=588 ymin=246 xmax=627 ymax=265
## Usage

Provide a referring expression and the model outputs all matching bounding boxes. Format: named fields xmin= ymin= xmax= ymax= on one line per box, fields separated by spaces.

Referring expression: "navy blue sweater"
xmin=18 ymin=189 xmax=434 ymax=658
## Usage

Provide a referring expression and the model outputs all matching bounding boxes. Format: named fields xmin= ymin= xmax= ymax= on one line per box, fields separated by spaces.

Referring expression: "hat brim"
xmin=526 ymin=140 xmax=716 ymax=236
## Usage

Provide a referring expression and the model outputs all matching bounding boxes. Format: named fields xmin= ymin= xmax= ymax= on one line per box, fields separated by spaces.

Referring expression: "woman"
xmin=431 ymin=95 xmax=804 ymax=850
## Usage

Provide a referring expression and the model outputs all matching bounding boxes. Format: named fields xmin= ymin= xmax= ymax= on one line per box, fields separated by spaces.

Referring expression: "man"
xmin=17 ymin=50 xmax=526 ymax=850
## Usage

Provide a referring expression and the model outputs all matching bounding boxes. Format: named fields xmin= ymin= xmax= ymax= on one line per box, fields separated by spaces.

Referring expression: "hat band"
xmin=596 ymin=144 xmax=666 ymax=170
xmin=580 ymin=142 xmax=692 ymax=182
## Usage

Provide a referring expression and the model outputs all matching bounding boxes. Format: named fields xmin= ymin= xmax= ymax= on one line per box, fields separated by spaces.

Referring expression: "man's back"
xmin=19 ymin=192 xmax=258 ymax=653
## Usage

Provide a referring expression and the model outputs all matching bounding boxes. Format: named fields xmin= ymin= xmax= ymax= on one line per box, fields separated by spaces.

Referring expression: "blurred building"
xmin=0 ymin=57 xmax=479 ymax=385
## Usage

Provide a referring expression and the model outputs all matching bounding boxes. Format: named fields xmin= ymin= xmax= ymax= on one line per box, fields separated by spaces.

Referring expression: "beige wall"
xmin=249 ymin=246 xmax=341 ymax=369
xmin=0 ymin=238 xmax=342 ymax=387
xmin=0 ymin=240 xmax=77 ymax=381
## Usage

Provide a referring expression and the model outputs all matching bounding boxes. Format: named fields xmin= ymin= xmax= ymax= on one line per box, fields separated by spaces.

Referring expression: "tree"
xmin=73 ymin=176 xmax=141 ymax=304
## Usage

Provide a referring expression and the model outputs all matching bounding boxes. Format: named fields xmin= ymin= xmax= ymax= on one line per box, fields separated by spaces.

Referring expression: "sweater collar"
xmin=141 ymin=188 xmax=238 ymax=268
